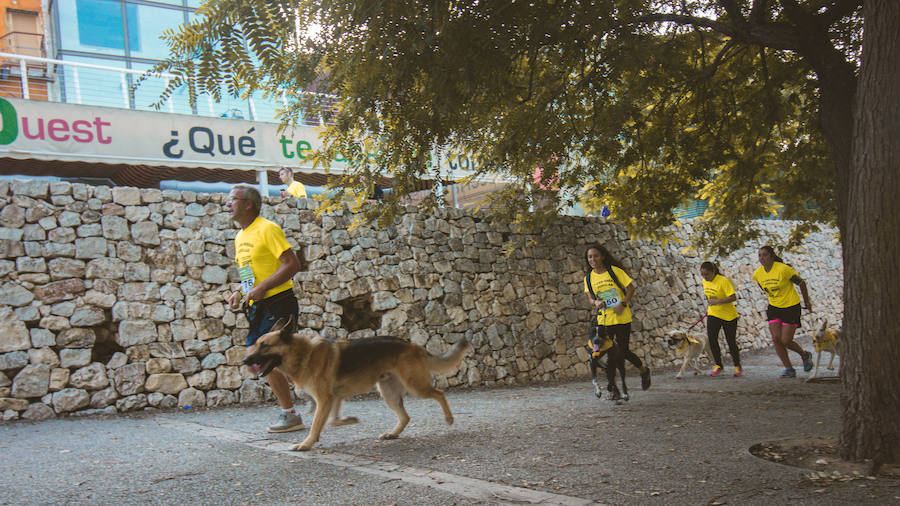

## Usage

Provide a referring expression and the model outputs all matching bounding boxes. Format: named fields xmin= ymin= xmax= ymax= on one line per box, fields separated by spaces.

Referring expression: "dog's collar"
xmin=676 ymin=335 xmax=700 ymax=355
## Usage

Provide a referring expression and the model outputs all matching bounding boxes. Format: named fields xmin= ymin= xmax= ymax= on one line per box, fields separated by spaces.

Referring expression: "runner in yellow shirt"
xmin=225 ymin=184 xmax=304 ymax=433
xmin=751 ymin=245 xmax=813 ymax=378
xmin=279 ymin=167 xmax=307 ymax=198
xmin=700 ymin=261 xmax=742 ymax=377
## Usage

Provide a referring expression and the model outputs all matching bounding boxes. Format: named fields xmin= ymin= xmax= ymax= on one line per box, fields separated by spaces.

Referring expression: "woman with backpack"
xmin=583 ymin=243 xmax=651 ymax=401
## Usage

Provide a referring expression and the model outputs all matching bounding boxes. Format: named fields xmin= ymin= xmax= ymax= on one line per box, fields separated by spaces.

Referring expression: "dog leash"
xmin=686 ymin=314 xmax=707 ymax=331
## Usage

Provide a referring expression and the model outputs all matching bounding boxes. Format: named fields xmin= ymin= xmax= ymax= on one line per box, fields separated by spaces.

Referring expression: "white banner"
xmin=0 ymin=97 xmax=499 ymax=182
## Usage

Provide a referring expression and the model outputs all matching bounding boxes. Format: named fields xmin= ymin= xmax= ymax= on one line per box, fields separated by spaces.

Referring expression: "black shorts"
xmin=766 ymin=303 xmax=801 ymax=327
xmin=244 ymin=289 xmax=299 ymax=346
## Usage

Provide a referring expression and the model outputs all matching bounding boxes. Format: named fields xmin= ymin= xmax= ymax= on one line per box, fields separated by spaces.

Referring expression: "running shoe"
xmin=801 ymin=350 xmax=814 ymax=372
xmin=709 ymin=365 xmax=723 ymax=376
xmin=779 ymin=367 xmax=796 ymax=378
xmin=733 ymin=366 xmax=743 ymax=377
xmin=592 ymin=379 xmax=602 ymax=398
xmin=641 ymin=368 xmax=652 ymax=390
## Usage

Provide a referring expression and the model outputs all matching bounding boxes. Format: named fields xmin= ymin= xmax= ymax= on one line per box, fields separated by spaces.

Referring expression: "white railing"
xmin=0 ymin=51 xmax=332 ymax=124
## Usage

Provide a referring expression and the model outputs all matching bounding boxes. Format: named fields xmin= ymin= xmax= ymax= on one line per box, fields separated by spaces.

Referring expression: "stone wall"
xmin=0 ymin=179 xmax=844 ymax=421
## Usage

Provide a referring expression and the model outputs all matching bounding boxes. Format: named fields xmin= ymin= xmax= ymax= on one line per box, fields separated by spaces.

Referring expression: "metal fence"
xmin=0 ymin=51 xmax=333 ymax=124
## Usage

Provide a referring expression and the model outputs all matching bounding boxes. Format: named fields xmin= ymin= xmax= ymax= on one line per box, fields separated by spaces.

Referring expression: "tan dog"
xmin=666 ymin=330 xmax=710 ymax=379
xmin=808 ymin=321 xmax=841 ymax=381
xmin=243 ymin=316 xmax=471 ymax=451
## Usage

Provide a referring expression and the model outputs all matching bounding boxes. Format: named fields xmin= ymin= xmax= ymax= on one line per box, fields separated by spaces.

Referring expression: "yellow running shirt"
xmin=234 ymin=216 xmax=293 ymax=299
xmin=751 ymin=261 xmax=802 ymax=308
xmin=286 ymin=181 xmax=307 ymax=198
xmin=583 ymin=266 xmax=633 ymax=326
xmin=703 ymin=274 xmax=739 ymax=321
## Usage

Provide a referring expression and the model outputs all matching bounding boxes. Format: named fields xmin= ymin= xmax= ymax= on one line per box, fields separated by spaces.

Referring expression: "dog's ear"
xmin=271 ymin=315 xmax=296 ymax=341
xmin=820 ymin=320 xmax=828 ymax=331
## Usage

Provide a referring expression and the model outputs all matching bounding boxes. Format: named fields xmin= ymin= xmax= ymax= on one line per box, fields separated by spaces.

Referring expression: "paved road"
xmin=1 ymin=337 xmax=896 ymax=505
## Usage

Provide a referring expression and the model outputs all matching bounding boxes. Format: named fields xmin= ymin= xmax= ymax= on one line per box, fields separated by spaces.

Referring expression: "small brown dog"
xmin=244 ymin=316 xmax=470 ymax=451
xmin=666 ymin=330 xmax=710 ymax=379
xmin=808 ymin=321 xmax=841 ymax=381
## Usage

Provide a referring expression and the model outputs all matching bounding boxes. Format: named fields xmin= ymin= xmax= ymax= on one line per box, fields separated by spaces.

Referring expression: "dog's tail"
xmin=427 ymin=338 xmax=471 ymax=375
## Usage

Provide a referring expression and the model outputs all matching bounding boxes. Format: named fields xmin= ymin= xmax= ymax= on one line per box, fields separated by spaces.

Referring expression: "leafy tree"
xmin=154 ymin=0 xmax=898 ymax=467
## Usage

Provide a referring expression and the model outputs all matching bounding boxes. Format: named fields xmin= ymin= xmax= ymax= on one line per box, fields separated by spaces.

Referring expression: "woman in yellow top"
xmin=751 ymin=245 xmax=813 ymax=378
xmin=584 ymin=243 xmax=651 ymax=401
xmin=700 ymin=262 xmax=742 ymax=377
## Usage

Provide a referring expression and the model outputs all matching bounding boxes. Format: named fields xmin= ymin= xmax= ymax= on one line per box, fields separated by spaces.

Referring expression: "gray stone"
xmin=59 ymin=348 xmax=92 ymax=368
xmin=116 ymin=320 xmax=158 ymax=347
xmin=101 ymin=215 xmax=130 ymax=240
xmin=177 ymin=387 xmax=205 ymax=408
xmin=148 ymin=342 xmax=185 ymax=359
xmin=196 ymin=319 xmax=224 ymax=340
xmin=0 ymin=238 xmax=25 ymax=259
xmin=28 ymin=347 xmax=60 ymax=368
xmin=131 ymin=221 xmax=161 ymax=246
xmin=70 ymin=363 xmax=109 ymax=390
xmin=201 ymin=266 xmax=227 ymax=284
xmin=106 ymin=352 xmax=127 ymax=369
xmin=0 ymin=307 xmax=30 ymax=352
xmin=200 ymin=353 xmax=226 ymax=369
xmin=215 ymin=366 xmax=241 ymax=389
xmin=16 ymin=257 xmax=46 ymax=273
xmin=12 ymin=364 xmax=51 ymax=398
xmin=50 ymin=301 xmax=77 ymax=317
xmin=90 ymin=386 xmax=118 ymax=408
xmin=170 ymin=320 xmax=196 ymax=341
xmin=206 ymin=390 xmax=236 ymax=407
xmin=0 ymin=283 xmax=34 ymax=307
xmin=11 ymin=179 xmax=49 ymax=198
xmin=70 ymin=306 xmax=106 ymax=327
xmin=30 ymin=328 xmax=56 ymax=347
xmin=238 ymin=379 xmax=271 ymax=403
xmin=116 ymin=394 xmax=148 ymax=412
xmin=22 ymin=402 xmax=54 ymax=421
xmin=0 ymin=350 xmax=28 ymax=370
xmin=75 ymin=237 xmax=108 ymax=259
xmin=112 ymin=363 xmax=145 ymax=395
xmin=187 ymin=369 xmax=216 ymax=389
xmin=171 ymin=357 xmax=200 ymax=374
xmin=86 ymin=258 xmax=126 ymax=279
xmin=56 ymin=328 xmax=96 ymax=348
xmin=48 ymin=258 xmax=86 ymax=280
xmin=52 ymin=388 xmax=90 ymax=413
xmin=0 ymin=204 xmax=25 ymax=227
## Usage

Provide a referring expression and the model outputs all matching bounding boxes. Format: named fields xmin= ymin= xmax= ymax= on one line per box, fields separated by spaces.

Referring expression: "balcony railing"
xmin=0 ymin=51 xmax=335 ymax=124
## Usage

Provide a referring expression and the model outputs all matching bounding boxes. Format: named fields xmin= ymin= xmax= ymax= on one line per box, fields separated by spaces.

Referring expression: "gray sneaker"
xmin=267 ymin=411 xmax=306 ymax=433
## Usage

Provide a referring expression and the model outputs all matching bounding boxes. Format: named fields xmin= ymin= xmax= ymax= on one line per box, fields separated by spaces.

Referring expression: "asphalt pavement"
xmin=1 ymin=335 xmax=896 ymax=505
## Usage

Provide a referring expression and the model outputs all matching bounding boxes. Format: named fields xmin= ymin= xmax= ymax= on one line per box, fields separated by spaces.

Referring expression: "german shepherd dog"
xmin=243 ymin=316 xmax=471 ymax=451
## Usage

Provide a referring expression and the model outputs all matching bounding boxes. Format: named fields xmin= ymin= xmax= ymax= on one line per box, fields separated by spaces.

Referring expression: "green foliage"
xmin=151 ymin=0 xmax=861 ymax=255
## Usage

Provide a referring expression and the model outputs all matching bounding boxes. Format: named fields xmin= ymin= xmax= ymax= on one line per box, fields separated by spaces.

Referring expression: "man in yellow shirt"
xmin=278 ymin=167 xmax=307 ymax=198
xmin=225 ymin=184 xmax=304 ymax=433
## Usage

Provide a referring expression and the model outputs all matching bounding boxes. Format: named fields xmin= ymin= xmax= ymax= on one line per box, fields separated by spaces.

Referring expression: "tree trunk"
xmin=841 ymin=0 xmax=900 ymax=467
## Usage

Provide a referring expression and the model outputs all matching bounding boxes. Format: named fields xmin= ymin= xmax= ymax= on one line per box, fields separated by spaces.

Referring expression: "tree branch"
xmin=635 ymin=14 xmax=804 ymax=51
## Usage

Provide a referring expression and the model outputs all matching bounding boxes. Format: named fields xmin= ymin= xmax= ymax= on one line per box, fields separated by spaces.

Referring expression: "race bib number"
xmin=238 ymin=264 xmax=255 ymax=295
xmin=598 ymin=288 xmax=620 ymax=308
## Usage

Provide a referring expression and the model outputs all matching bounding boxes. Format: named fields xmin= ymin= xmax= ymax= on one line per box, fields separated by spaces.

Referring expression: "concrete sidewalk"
xmin=1 ymin=335 xmax=896 ymax=505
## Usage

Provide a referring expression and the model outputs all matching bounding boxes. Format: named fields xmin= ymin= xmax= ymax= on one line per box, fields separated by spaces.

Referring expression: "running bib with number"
xmin=598 ymin=288 xmax=620 ymax=308
xmin=238 ymin=264 xmax=255 ymax=295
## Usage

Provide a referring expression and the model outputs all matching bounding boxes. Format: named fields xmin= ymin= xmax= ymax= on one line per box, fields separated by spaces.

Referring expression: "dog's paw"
xmin=445 ymin=415 xmax=454 ymax=426
xmin=675 ymin=375 xmax=683 ymax=380
xmin=291 ymin=441 xmax=314 ymax=451
xmin=378 ymin=433 xmax=399 ymax=440
xmin=827 ymin=366 xmax=835 ymax=370
xmin=331 ymin=416 xmax=359 ymax=426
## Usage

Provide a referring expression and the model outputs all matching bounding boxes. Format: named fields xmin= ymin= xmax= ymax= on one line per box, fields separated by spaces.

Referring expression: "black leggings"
xmin=707 ymin=316 xmax=741 ymax=368
xmin=603 ymin=323 xmax=642 ymax=386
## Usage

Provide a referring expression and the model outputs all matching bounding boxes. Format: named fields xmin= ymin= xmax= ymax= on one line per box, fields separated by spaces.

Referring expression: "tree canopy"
xmin=155 ymin=0 xmax=860 ymax=255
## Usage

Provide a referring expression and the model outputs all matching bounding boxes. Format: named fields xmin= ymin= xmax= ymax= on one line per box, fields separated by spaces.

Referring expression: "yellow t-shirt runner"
xmin=702 ymin=274 xmax=739 ymax=321
xmin=751 ymin=261 xmax=802 ymax=308
xmin=234 ymin=216 xmax=294 ymax=299
xmin=285 ymin=181 xmax=307 ymax=198
xmin=583 ymin=266 xmax=633 ymax=326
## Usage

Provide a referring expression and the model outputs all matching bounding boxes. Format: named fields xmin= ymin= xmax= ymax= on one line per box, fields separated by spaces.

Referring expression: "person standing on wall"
xmin=226 ymin=184 xmax=305 ymax=433
xmin=699 ymin=261 xmax=743 ymax=377
xmin=751 ymin=245 xmax=814 ymax=378
xmin=279 ymin=167 xmax=307 ymax=198
xmin=583 ymin=243 xmax=651 ymax=399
